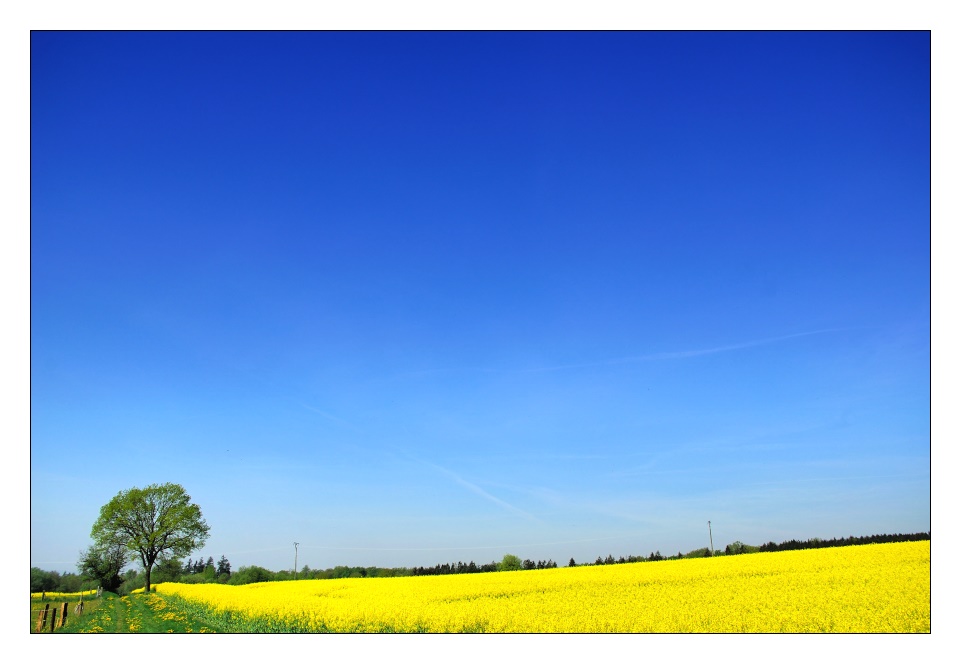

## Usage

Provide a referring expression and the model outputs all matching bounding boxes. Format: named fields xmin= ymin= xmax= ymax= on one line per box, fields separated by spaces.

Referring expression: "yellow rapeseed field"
xmin=30 ymin=589 xmax=98 ymax=601
xmin=154 ymin=541 xmax=929 ymax=633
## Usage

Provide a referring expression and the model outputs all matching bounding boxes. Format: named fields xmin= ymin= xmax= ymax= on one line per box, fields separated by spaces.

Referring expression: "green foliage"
xmin=78 ymin=542 xmax=128 ymax=592
xmin=59 ymin=573 xmax=83 ymax=592
xmin=724 ymin=541 xmax=757 ymax=556
xmin=152 ymin=557 xmax=185 ymax=584
xmin=498 ymin=554 xmax=522 ymax=572
xmin=228 ymin=565 xmax=274 ymax=585
xmin=217 ymin=555 xmax=231 ymax=577
xmin=180 ymin=574 xmax=204 ymax=583
xmin=31 ymin=567 xmax=86 ymax=594
xmin=119 ymin=570 xmax=145 ymax=596
xmin=90 ymin=483 xmax=210 ymax=592
xmin=31 ymin=567 xmax=58 ymax=593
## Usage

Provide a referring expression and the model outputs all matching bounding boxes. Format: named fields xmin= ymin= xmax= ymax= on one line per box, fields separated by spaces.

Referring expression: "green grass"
xmin=31 ymin=591 xmax=221 ymax=633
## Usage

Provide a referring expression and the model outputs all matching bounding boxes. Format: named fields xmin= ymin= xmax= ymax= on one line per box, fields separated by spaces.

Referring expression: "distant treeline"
xmin=240 ymin=557 xmax=559 ymax=582
xmin=756 ymin=531 xmax=930 ymax=553
xmin=581 ymin=531 xmax=931 ymax=567
xmin=410 ymin=558 xmax=559 ymax=575
xmin=31 ymin=532 xmax=930 ymax=592
xmin=409 ymin=560 xmax=499 ymax=575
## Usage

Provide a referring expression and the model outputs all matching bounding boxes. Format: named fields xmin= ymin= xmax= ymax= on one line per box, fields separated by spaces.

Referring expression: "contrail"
xmin=299 ymin=403 xmax=362 ymax=431
xmin=517 ymin=328 xmax=857 ymax=373
xmin=743 ymin=472 xmax=930 ymax=487
xmin=387 ymin=447 xmax=536 ymax=521
xmin=425 ymin=461 xmax=540 ymax=522
xmin=384 ymin=328 xmax=862 ymax=378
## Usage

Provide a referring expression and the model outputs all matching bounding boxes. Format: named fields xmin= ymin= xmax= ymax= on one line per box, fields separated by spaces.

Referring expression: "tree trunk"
xmin=144 ymin=565 xmax=152 ymax=592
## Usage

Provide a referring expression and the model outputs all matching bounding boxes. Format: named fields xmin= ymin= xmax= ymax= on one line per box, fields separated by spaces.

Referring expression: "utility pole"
xmin=294 ymin=542 xmax=299 ymax=579
xmin=708 ymin=521 xmax=714 ymax=557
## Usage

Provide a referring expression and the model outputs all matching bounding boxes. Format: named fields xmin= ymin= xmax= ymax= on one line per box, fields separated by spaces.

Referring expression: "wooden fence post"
xmin=57 ymin=602 xmax=68 ymax=629
xmin=36 ymin=603 xmax=49 ymax=632
xmin=49 ymin=607 xmax=57 ymax=632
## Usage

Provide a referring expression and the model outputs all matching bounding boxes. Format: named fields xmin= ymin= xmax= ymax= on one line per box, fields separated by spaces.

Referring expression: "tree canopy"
xmin=90 ymin=482 xmax=210 ymax=592
xmin=78 ymin=541 xmax=128 ymax=593
xmin=498 ymin=554 xmax=522 ymax=572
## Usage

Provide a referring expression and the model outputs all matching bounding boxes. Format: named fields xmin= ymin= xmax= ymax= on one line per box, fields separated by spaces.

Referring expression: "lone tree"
xmin=90 ymin=483 xmax=210 ymax=592
xmin=498 ymin=553 xmax=522 ymax=572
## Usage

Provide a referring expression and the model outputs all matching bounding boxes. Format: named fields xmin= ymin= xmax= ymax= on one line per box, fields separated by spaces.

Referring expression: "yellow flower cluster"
xmin=155 ymin=541 xmax=929 ymax=633
xmin=78 ymin=597 xmax=115 ymax=633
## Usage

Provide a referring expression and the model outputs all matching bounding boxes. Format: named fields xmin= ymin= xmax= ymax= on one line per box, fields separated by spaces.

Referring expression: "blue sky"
xmin=29 ymin=31 xmax=930 ymax=573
